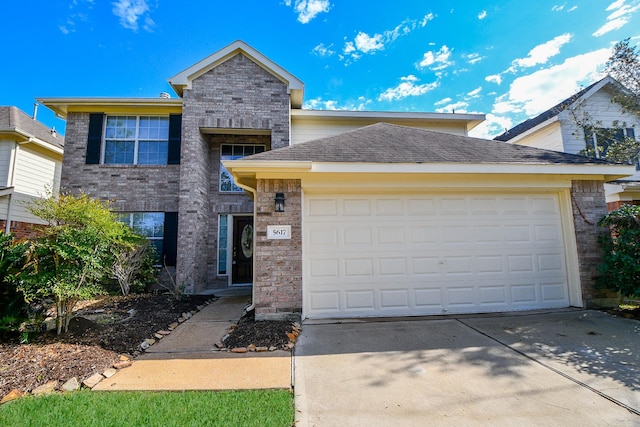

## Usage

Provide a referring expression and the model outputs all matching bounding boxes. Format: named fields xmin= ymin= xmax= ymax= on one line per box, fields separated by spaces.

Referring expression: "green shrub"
xmin=0 ymin=232 xmax=27 ymax=338
xmin=597 ymin=204 xmax=640 ymax=297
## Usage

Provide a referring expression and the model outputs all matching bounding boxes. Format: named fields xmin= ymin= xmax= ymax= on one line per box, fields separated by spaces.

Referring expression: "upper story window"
xmin=584 ymin=126 xmax=636 ymax=159
xmin=104 ymin=116 xmax=169 ymax=165
xmin=219 ymin=144 xmax=265 ymax=192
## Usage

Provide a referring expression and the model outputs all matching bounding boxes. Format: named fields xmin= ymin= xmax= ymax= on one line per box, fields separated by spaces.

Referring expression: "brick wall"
xmin=0 ymin=220 xmax=41 ymax=240
xmin=607 ymin=200 xmax=640 ymax=211
xmin=177 ymin=53 xmax=291 ymax=293
xmin=571 ymin=180 xmax=618 ymax=308
xmin=62 ymin=112 xmax=180 ymax=213
xmin=253 ymin=179 xmax=302 ymax=321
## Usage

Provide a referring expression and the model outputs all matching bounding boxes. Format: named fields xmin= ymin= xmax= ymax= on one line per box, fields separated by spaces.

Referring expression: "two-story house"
xmin=41 ymin=41 xmax=632 ymax=320
xmin=0 ymin=106 xmax=63 ymax=239
xmin=495 ymin=76 xmax=640 ymax=210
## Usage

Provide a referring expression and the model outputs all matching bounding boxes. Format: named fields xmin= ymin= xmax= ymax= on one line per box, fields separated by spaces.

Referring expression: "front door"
xmin=232 ymin=216 xmax=253 ymax=284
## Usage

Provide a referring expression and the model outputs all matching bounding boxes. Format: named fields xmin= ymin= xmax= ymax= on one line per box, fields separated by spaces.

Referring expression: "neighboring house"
xmin=494 ymin=76 xmax=640 ymax=210
xmin=0 ymin=106 xmax=63 ymax=239
xmin=40 ymin=41 xmax=633 ymax=321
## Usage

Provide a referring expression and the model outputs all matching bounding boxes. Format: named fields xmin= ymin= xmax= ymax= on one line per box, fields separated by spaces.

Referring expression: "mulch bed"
xmin=0 ymin=293 xmax=294 ymax=398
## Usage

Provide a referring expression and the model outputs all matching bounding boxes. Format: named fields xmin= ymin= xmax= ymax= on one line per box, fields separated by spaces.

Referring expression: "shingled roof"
xmin=0 ymin=106 xmax=63 ymax=149
xmin=493 ymin=77 xmax=611 ymax=142
xmin=243 ymin=122 xmax=611 ymax=165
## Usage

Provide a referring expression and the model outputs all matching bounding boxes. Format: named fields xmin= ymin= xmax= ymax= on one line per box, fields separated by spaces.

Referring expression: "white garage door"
xmin=303 ymin=192 xmax=570 ymax=319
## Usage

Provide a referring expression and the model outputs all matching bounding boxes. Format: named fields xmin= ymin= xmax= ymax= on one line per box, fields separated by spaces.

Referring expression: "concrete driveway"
xmin=294 ymin=309 xmax=639 ymax=426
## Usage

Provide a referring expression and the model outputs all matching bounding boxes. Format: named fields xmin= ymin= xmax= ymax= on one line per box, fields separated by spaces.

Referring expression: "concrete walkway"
xmin=94 ymin=295 xmax=292 ymax=391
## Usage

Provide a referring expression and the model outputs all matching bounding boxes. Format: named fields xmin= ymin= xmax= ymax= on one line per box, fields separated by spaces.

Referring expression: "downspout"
xmin=233 ymin=179 xmax=257 ymax=313
xmin=4 ymin=142 xmax=19 ymax=234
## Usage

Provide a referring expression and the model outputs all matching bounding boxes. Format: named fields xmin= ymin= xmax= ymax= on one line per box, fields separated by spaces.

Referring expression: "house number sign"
xmin=267 ymin=225 xmax=291 ymax=240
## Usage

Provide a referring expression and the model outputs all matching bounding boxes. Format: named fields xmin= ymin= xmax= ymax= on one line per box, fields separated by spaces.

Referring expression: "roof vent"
xmin=159 ymin=92 xmax=171 ymax=99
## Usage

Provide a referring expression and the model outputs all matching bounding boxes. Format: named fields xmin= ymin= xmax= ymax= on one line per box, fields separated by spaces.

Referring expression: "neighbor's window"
xmin=219 ymin=144 xmax=265 ymax=192
xmin=118 ymin=212 xmax=165 ymax=263
xmin=104 ymin=116 xmax=169 ymax=165
xmin=584 ymin=127 xmax=636 ymax=159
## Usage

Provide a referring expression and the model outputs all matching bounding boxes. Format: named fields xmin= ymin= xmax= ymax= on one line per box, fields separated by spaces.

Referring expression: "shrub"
xmin=0 ymin=232 xmax=27 ymax=338
xmin=597 ymin=204 xmax=640 ymax=298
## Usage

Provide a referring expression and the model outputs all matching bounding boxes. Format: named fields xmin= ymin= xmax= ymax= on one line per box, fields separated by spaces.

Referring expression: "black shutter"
xmin=167 ymin=114 xmax=182 ymax=165
xmin=163 ymin=212 xmax=178 ymax=266
xmin=86 ymin=113 xmax=104 ymax=164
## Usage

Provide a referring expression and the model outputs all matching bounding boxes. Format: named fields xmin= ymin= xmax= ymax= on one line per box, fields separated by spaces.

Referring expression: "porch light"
xmin=275 ymin=192 xmax=285 ymax=212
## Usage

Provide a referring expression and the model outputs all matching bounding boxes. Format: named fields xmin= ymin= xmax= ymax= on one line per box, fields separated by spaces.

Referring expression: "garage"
xmin=223 ymin=122 xmax=632 ymax=321
xmin=304 ymin=192 xmax=571 ymax=318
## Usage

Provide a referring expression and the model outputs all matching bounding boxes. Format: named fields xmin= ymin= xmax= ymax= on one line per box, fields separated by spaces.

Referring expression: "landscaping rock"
xmin=2 ymin=389 xmax=28 ymax=404
xmin=215 ymin=341 xmax=225 ymax=349
xmin=32 ymin=380 xmax=58 ymax=395
xmin=103 ymin=368 xmax=117 ymax=378
xmin=256 ymin=346 xmax=268 ymax=352
xmin=82 ymin=373 xmax=104 ymax=389
xmin=231 ymin=347 xmax=247 ymax=353
xmin=168 ymin=322 xmax=179 ymax=330
xmin=119 ymin=354 xmax=131 ymax=361
xmin=248 ymin=344 xmax=257 ymax=352
xmin=157 ymin=330 xmax=171 ymax=335
xmin=61 ymin=377 xmax=80 ymax=392
xmin=154 ymin=333 xmax=163 ymax=340
xmin=113 ymin=361 xmax=133 ymax=369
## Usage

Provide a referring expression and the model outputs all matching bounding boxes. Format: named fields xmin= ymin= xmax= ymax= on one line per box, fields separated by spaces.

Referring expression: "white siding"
xmin=2 ymin=144 xmax=62 ymax=225
xmin=291 ymin=119 xmax=468 ymax=145
xmin=558 ymin=88 xmax=640 ymax=155
xmin=0 ymin=140 xmax=13 ymax=187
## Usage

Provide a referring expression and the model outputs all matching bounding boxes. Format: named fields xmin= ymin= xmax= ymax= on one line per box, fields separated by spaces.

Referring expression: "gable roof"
xmin=244 ymin=122 xmax=613 ymax=166
xmin=0 ymin=106 xmax=63 ymax=152
xmin=494 ymin=76 xmax=618 ymax=142
xmin=168 ymin=40 xmax=304 ymax=108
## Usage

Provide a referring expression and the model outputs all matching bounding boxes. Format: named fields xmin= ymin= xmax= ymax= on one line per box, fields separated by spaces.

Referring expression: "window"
xmin=104 ymin=116 xmax=169 ymax=165
xmin=584 ymin=127 xmax=636 ymax=159
xmin=118 ymin=212 xmax=165 ymax=264
xmin=219 ymin=144 xmax=265 ymax=192
xmin=218 ymin=214 xmax=229 ymax=275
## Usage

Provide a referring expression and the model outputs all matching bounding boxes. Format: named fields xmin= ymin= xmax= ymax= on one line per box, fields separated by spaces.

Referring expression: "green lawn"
xmin=0 ymin=389 xmax=294 ymax=427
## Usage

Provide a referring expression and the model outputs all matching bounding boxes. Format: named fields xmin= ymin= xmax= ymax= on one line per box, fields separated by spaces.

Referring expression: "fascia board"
xmin=37 ymin=98 xmax=183 ymax=118
xmin=0 ymin=130 xmax=63 ymax=155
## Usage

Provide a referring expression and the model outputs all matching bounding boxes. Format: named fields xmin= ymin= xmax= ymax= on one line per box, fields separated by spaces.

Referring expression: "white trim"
xmin=558 ymin=189 xmax=583 ymax=307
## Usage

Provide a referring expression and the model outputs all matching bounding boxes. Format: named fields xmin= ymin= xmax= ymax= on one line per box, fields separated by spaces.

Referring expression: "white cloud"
xmin=568 ymin=5 xmax=578 ymax=11
xmin=284 ymin=0 xmax=331 ymax=24
xmin=468 ymin=113 xmax=514 ymax=139
xmin=378 ymin=75 xmax=439 ymax=101
xmin=341 ymin=15 xmax=433 ymax=63
xmin=59 ymin=0 xmax=93 ymax=34
xmin=312 ymin=43 xmax=335 ymax=57
xmin=465 ymin=52 xmax=483 ymax=65
xmin=511 ymin=33 xmax=572 ymax=69
xmin=435 ymin=101 xmax=469 ymax=114
xmin=478 ymin=10 xmax=487 ymax=19
xmin=418 ymin=45 xmax=453 ymax=70
xmin=303 ymin=96 xmax=371 ymax=111
xmin=485 ymin=74 xmax=502 ymax=85
xmin=593 ymin=0 xmax=640 ymax=36
xmin=354 ymin=32 xmax=384 ymax=53
xmin=421 ymin=13 xmax=435 ymax=27
xmin=467 ymin=87 xmax=482 ymax=97
xmin=492 ymin=48 xmax=610 ymax=118
xmin=112 ymin=0 xmax=154 ymax=32
xmin=434 ymin=97 xmax=452 ymax=106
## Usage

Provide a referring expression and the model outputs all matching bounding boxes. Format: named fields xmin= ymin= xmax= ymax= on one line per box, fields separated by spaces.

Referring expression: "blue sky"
xmin=4 ymin=0 xmax=640 ymax=138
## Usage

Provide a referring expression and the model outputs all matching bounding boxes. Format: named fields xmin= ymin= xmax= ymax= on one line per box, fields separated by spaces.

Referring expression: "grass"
xmin=0 ymin=389 xmax=294 ymax=427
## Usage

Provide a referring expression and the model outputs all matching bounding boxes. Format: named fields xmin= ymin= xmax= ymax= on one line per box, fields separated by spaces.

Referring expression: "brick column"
xmin=571 ymin=180 xmax=618 ymax=308
xmin=253 ymin=179 xmax=302 ymax=321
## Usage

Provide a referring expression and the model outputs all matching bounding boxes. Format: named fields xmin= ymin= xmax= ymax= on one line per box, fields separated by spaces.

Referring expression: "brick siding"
xmin=571 ymin=180 xmax=618 ymax=308
xmin=176 ymin=53 xmax=290 ymax=293
xmin=253 ymin=179 xmax=302 ymax=321
xmin=0 ymin=220 xmax=42 ymax=240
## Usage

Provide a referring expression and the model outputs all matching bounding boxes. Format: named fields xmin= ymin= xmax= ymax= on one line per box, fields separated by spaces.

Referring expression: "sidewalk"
xmin=93 ymin=295 xmax=292 ymax=391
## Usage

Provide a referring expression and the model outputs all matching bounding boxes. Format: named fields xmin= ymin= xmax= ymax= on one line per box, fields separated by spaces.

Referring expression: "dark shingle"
xmin=0 ymin=106 xmax=64 ymax=149
xmin=493 ymin=78 xmax=605 ymax=142
xmin=244 ymin=122 xmax=610 ymax=165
